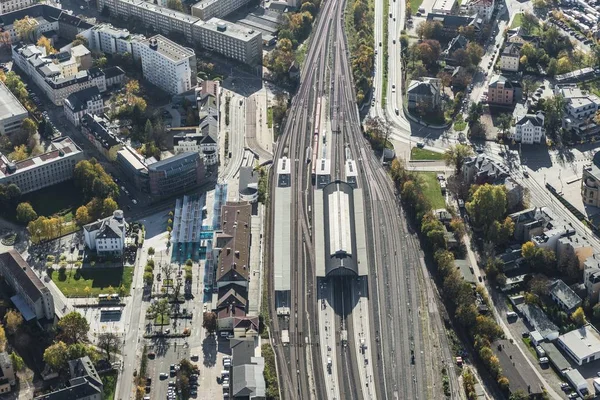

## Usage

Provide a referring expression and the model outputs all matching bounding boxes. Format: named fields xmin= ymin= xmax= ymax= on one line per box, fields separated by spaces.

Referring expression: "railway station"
xmin=273 ymin=157 xmax=291 ymax=312
xmin=314 ymin=180 xmax=369 ymax=277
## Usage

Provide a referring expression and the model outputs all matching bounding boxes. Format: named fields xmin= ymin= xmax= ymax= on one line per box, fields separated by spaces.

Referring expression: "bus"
xmin=100 ymin=307 xmax=122 ymax=316
xmin=98 ymin=294 xmax=120 ymax=303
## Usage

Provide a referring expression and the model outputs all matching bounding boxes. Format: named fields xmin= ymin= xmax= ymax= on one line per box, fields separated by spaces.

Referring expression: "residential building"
xmin=12 ymin=43 xmax=108 ymax=105
xmin=512 ymin=112 xmax=545 ymax=144
xmin=230 ymin=337 xmax=266 ymax=398
xmin=442 ymin=34 xmax=468 ymax=65
xmin=509 ymin=207 xmax=556 ymax=242
xmin=557 ymin=233 xmax=593 ymax=270
xmin=0 ymin=137 xmax=84 ymax=194
xmin=70 ymin=44 xmax=92 ymax=70
xmin=432 ymin=0 xmax=456 ymax=15
xmin=487 ymin=74 xmax=515 ymax=105
xmin=500 ymin=43 xmax=520 ymax=72
xmin=582 ymin=152 xmax=600 ymax=207
xmin=549 ymin=279 xmax=582 ymax=313
xmin=465 ymin=0 xmax=494 ymax=21
xmin=461 ymin=154 xmax=508 ymax=184
xmin=558 ymin=324 xmax=600 ymax=365
xmin=84 ymin=23 xmax=144 ymax=55
xmin=239 ymin=166 xmax=259 ymax=203
xmin=0 ymin=81 xmax=28 ymax=135
xmin=214 ymin=201 xmax=252 ymax=288
xmin=83 ymin=210 xmax=127 ymax=256
xmin=191 ymin=0 xmax=252 ymax=20
xmin=133 ymin=35 xmax=196 ymax=95
xmin=116 ymin=145 xmax=150 ymax=192
xmin=80 ymin=114 xmax=123 ymax=161
xmin=63 ymin=86 xmax=103 ymax=127
xmin=492 ymin=339 xmax=544 ymax=397
xmin=426 ymin=13 xmax=479 ymax=37
xmin=35 ymin=356 xmax=103 ymax=400
xmin=557 ymin=84 xmax=600 ymax=140
xmin=102 ymin=66 xmax=125 ymax=89
xmin=148 ymin=152 xmax=205 ymax=197
xmin=584 ymin=255 xmax=600 ymax=303
xmin=517 ymin=303 xmax=559 ymax=340
xmin=0 ymin=352 xmax=15 ymax=395
xmin=406 ymin=77 xmax=442 ymax=110
xmin=506 ymin=26 xmax=540 ymax=45
xmin=504 ymin=177 xmax=523 ymax=210
xmin=531 ymin=227 xmax=575 ymax=252
xmin=172 ymin=125 xmax=219 ymax=166
xmin=96 ymin=0 xmax=263 ymax=65
xmin=0 ymin=0 xmax=34 ymax=15
xmin=199 ymin=79 xmax=220 ymax=97
xmin=0 ymin=250 xmax=54 ymax=321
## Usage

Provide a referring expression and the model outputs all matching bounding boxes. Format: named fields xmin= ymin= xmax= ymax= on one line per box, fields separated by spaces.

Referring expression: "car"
xmin=392 ymin=39 xmax=396 ymax=44
xmin=168 ymin=381 xmax=175 ymax=387
xmin=538 ymin=357 xmax=548 ymax=364
xmin=521 ymin=331 xmax=529 ymax=338
xmin=132 ymin=199 xmax=138 ymax=205
xmin=416 ymin=142 xmax=425 ymax=148
xmin=165 ymin=328 xmax=170 ymax=334
xmin=523 ymin=170 xmax=529 ymax=178
xmin=569 ymin=393 xmax=579 ymax=399
xmin=159 ymin=373 xmax=168 ymax=379
xmin=379 ymin=41 xmax=382 ymax=46
xmin=191 ymin=354 xmax=199 ymax=360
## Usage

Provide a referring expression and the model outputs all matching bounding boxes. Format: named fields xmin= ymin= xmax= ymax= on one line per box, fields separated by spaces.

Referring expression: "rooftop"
xmin=518 ymin=303 xmax=559 ymax=339
xmin=201 ymin=18 xmax=262 ymax=42
xmin=239 ymin=166 xmax=258 ymax=197
xmin=0 ymin=250 xmax=49 ymax=302
xmin=147 ymin=151 xmax=199 ymax=172
xmin=64 ymin=86 xmax=101 ymax=113
xmin=0 ymin=81 xmax=27 ymax=122
xmin=139 ymin=35 xmax=195 ymax=62
xmin=558 ymin=324 xmax=600 ymax=361
xmin=549 ymin=279 xmax=582 ymax=311
xmin=216 ymin=202 xmax=252 ymax=282
xmin=493 ymin=339 xmax=544 ymax=395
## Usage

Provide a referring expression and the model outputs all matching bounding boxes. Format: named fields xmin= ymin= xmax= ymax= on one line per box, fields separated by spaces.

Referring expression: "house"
xmin=556 ymin=84 xmax=600 ymax=140
xmin=0 ymin=352 xmax=15 ymax=395
xmin=172 ymin=126 xmax=218 ymax=166
xmin=584 ymin=255 xmax=600 ymax=303
xmin=455 ymin=259 xmax=477 ymax=284
xmin=557 ymin=233 xmax=593 ymax=271
xmin=549 ymin=279 xmax=582 ymax=313
xmin=230 ymin=337 xmax=266 ymax=399
xmin=531 ymin=226 xmax=575 ymax=252
xmin=487 ymin=75 xmax=515 ymax=105
xmin=407 ymin=78 xmax=442 ymax=111
xmin=492 ymin=339 xmax=544 ymax=397
xmin=239 ymin=167 xmax=259 ymax=203
xmin=499 ymin=246 xmax=524 ymax=272
xmin=517 ymin=303 xmax=559 ymax=340
xmin=465 ymin=0 xmax=494 ymax=21
xmin=35 ymin=356 xmax=103 ymax=400
xmin=506 ymin=27 xmax=540 ymax=46
xmin=214 ymin=202 xmax=252 ymax=289
xmin=512 ymin=112 xmax=545 ymax=144
xmin=80 ymin=114 xmax=123 ymax=161
xmin=461 ymin=154 xmax=508 ymax=184
xmin=0 ymin=250 xmax=54 ymax=321
xmin=509 ymin=207 xmax=556 ymax=242
xmin=500 ymin=43 xmax=520 ymax=72
xmin=63 ymin=86 xmax=103 ymax=127
xmin=426 ymin=13 xmax=479 ymax=37
xmin=504 ymin=177 xmax=523 ymax=210
xmin=558 ymin=324 xmax=600 ymax=366
xmin=443 ymin=35 xmax=468 ymax=65
xmin=103 ymin=66 xmax=125 ymax=89
xmin=83 ymin=210 xmax=126 ymax=257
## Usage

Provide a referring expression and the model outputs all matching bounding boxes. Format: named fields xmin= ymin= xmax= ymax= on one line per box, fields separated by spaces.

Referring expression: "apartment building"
xmin=148 ymin=152 xmax=205 ymax=196
xmin=0 ymin=250 xmax=54 ymax=321
xmin=84 ymin=210 xmax=126 ymax=256
xmin=407 ymin=77 xmax=442 ymax=110
xmin=500 ymin=43 xmax=520 ymax=72
xmin=63 ymin=86 xmax=104 ymax=127
xmin=0 ymin=352 xmax=15 ymax=395
xmin=133 ymin=35 xmax=196 ymax=95
xmin=191 ymin=0 xmax=251 ymax=20
xmin=556 ymin=84 xmax=600 ymax=140
xmin=96 ymin=0 xmax=263 ymax=64
xmin=582 ymin=152 xmax=600 ymax=207
xmin=0 ymin=0 xmax=33 ymax=14
xmin=35 ymin=356 xmax=103 ymax=400
xmin=80 ymin=114 xmax=123 ymax=161
xmin=171 ymin=123 xmax=218 ymax=166
xmin=84 ymin=23 xmax=144 ymax=55
xmin=70 ymin=44 xmax=92 ymax=70
xmin=512 ymin=112 xmax=545 ymax=144
xmin=0 ymin=137 xmax=84 ymax=193
xmin=464 ymin=0 xmax=494 ymax=21
xmin=488 ymin=74 xmax=515 ymax=105
xmin=12 ymin=43 xmax=108 ymax=105
xmin=116 ymin=145 xmax=150 ymax=192
xmin=0 ymin=81 xmax=28 ymax=135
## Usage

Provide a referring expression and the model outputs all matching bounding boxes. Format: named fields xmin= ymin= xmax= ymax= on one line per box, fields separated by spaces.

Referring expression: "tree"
xmin=496 ymin=113 xmax=513 ymax=139
xmin=467 ymin=102 xmax=484 ymax=125
xmin=16 ymin=202 xmax=37 ymax=224
xmin=167 ymin=0 xmax=185 ymax=10
xmin=443 ymin=144 xmax=474 ymax=174
xmin=593 ymin=303 xmax=600 ymax=321
xmin=0 ymin=325 xmax=5 ymax=351
xmin=528 ymin=275 xmax=550 ymax=297
xmin=97 ymin=332 xmax=120 ymax=361
xmin=466 ymin=184 xmax=507 ymax=230
xmin=72 ymin=34 xmax=88 ymax=47
xmin=9 ymin=144 xmax=28 ymax=161
xmin=43 ymin=341 xmax=69 ymax=370
xmin=202 ymin=312 xmax=217 ymax=334
xmin=21 ymin=118 xmax=38 ymax=138
xmin=4 ymin=310 xmax=23 ymax=335
xmin=571 ymin=306 xmax=586 ymax=327
xmin=466 ymin=42 xmax=484 ymax=66
xmin=521 ymin=241 xmax=536 ymax=259
xmin=149 ymin=299 xmax=170 ymax=333
xmin=488 ymin=217 xmax=514 ymax=245
xmin=57 ymin=311 xmax=90 ymax=345
xmin=521 ymin=12 xmax=539 ymax=34
xmin=103 ymin=197 xmax=118 ymax=216
xmin=543 ymin=94 xmax=565 ymax=142
xmin=93 ymin=56 xmax=107 ymax=68
xmin=10 ymin=352 xmax=24 ymax=371
xmin=36 ymin=36 xmax=56 ymax=54
xmin=75 ymin=205 xmax=91 ymax=226
xmin=13 ymin=16 xmax=36 ymax=42
xmin=148 ymin=247 xmax=155 ymax=256
xmin=144 ymin=120 xmax=154 ymax=142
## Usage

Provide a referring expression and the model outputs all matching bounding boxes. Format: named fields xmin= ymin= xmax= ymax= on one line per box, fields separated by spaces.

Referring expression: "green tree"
xmin=15 ymin=202 xmax=37 ymax=224
xmin=466 ymin=184 xmax=507 ymax=230
xmin=57 ymin=312 xmax=90 ymax=345
xmin=571 ymin=306 xmax=586 ymax=327
xmin=521 ymin=12 xmax=539 ymax=34
xmin=13 ymin=16 xmax=36 ymax=42
xmin=148 ymin=247 xmax=155 ymax=256
xmin=9 ymin=144 xmax=28 ymax=161
xmin=467 ymin=102 xmax=484 ymax=125
xmin=543 ymin=94 xmax=565 ymax=143
xmin=144 ymin=120 xmax=154 ymax=142
xmin=75 ymin=205 xmax=91 ymax=226
xmin=93 ymin=56 xmax=107 ymax=68
xmin=149 ymin=299 xmax=170 ymax=333
xmin=521 ymin=241 xmax=536 ymax=259
xmin=102 ymin=197 xmax=118 ymax=216
xmin=10 ymin=352 xmax=24 ymax=371
xmin=496 ymin=113 xmax=513 ymax=139
xmin=72 ymin=34 xmax=88 ymax=47
xmin=202 ymin=311 xmax=217 ymax=334
xmin=97 ymin=332 xmax=119 ymax=362
xmin=43 ymin=341 xmax=69 ymax=370
xmin=443 ymin=144 xmax=474 ymax=174
xmin=593 ymin=303 xmax=600 ymax=321
xmin=488 ymin=217 xmax=514 ymax=245
xmin=4 ymin=310 xmax=23 ymax=335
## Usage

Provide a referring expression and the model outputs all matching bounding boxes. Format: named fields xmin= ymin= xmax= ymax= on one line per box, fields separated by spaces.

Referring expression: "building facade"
xmin=0 ymin=250 xmax=54 ymax=321
xmin=556 ymin=85 xmax=600 ymax=140
xmin=83 ymin=210 xmax=126 ymax=256
xmin=132 ymin=35 xmax=196 ymax=95
xmin=80 ymin=114 xmax=123 ymax=161
xmin=0 ymin=0 xmax=34 ymax=14
xmin=0 ymin=352 xmax=15 ymax=395
xmin=0 ymin=81 xmax=28 ymax=135
xmin=488 ymin=75 xmax=515 ymax=105
xmin=63 ymin=86 xmax=104 ymax=127
xmin=147 ymin=152 xmax=205 ymax=196
xmin=512 ymin=112 xmax=545 ymax=144
xmin=406 ymin=77 xmax=442 ymax=110
xmin=0 ymin=137 xmax=84 ymax=194
xmin=191 ymin=0 xmax=252 ymax=20
xmin=172 ymin=127 xmax=218 ymax=166
xmin=500 ymin=43 xmax=520 ymax=72
xmin=582 ymin=152 xmax=600 ymax=207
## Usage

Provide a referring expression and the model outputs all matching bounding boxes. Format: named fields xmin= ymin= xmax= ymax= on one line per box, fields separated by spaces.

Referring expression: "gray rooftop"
xmin=550 ymin=279 xmax=582 ymax=312
xmin=273 ymin=187 xmax=291 ymax=292
xmin=518 ymin=303 xmax=559 ymax=339
xmin=0 ymin=81 xmax=27 ymax=122
xmin=0 ymin=250 xmax=49 ymax=302
xmin=140 ymin=35 xmax=195 ymax=62
xmin=202 ymin=18 xmax=262 ymax=42
xmin=559 ymin=324 xmax=600 ymax=362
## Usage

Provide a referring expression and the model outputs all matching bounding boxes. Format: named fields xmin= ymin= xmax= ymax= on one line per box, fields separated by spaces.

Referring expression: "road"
xmin=220 ymin=93 xmax=246 ymax=182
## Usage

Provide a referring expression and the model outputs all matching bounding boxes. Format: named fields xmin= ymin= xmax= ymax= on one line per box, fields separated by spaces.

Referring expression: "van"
xmin=535 ymin=346 xmax=546 ymax=357
xmin=221 ymin=370 xmax=230 ymax=377
xmin=506 ymin=311 xmax=517 ymax=319
xmin=220 ymin=331 xmax=229 ymax=338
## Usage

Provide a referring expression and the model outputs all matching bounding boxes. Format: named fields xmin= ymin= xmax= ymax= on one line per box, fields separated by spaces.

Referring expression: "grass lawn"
xmin=21 ymin=180 xmax=84 ymax=218
xmin=154 ymin=314 xmax=170 ymax=326
xmin=411 ymin=147 xmax=444 ymax=161
xmin=50 ymin=267 xmax=133 ymax=297
xmin=453 ymin=121 xmax=467 ymax=131
xmin=511 ymin=13 xmax=523 ymax=28
xmin=267 ymin=107 xmax=273 ymax=128
xmin=415 ymin=172 xmax=446 ymax=209
xmin=411 ymin=0 xmax=424 ymax=13
xmin=102 ymin=371 xmax=118 ymax=400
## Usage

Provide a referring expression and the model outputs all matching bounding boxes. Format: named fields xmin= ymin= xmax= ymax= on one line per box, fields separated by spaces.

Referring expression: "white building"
xmin=0 ymin=0 xmax=34 ymax=14
xmin=191 ymin=0 xmax=251 ymax=20
xmin=512 ymin=112 xmax=545 ymax=144
xmin=132 ymin=35 xmax=196 ymax=95
xmin=238 ymin=166 xmax=258 ymax=203
xmin=500 ymin=43 xmax=520 ymax=72
xmin=0 ymin=81 xmax=27 ymax=135
xmin=556 ymin=84 xmax=600 ymax=140
xmin=85 ymin=23 xmax=144 ymax=55
xmin=63 ymin=86 xmax=104 ymax=127
xmin=0 ymin=250 xmax=54 ymax=321
xmin=432 ymin=0 xmax=456 ymax=14
xmin=0 ymin=137 xmax=84 ymax=194
xmin=465 ymin=0 xmax=494 ymax=21
xmin=172 ymin=123 xmax=218 ymax=166
xmin=558 ymin=324 xmax=600 ymax=365
xmin=0 ymin=352 xmax=15 ymax=394
xmin=83 ymin=210 xmax=127 ymax=256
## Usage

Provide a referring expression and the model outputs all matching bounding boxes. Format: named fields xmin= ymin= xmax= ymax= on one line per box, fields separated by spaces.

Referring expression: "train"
xmin=311 ymin=98 xmax=322 ymax=181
